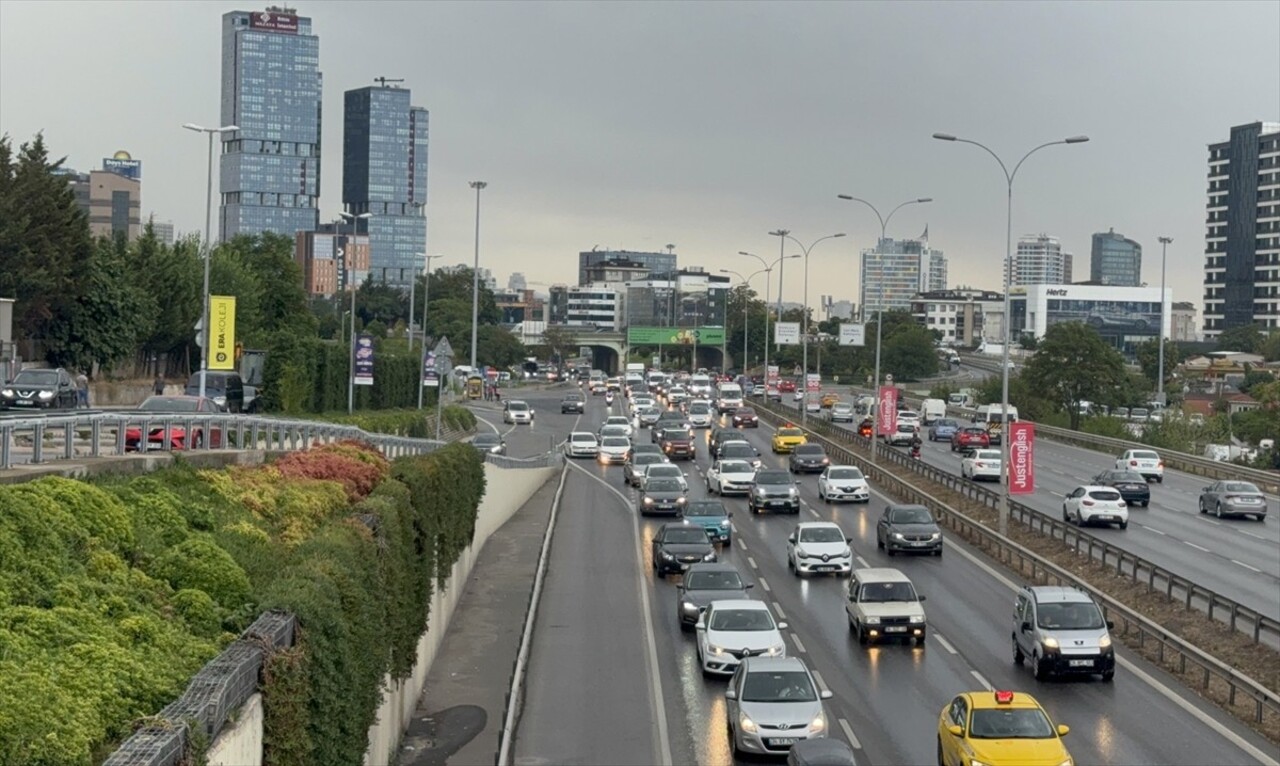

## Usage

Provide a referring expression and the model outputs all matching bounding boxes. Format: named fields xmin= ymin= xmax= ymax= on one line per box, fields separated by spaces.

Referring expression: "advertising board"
xmin=774 ymin=322 xmax=800 ymax=345
xmin=627 ymin=327 xmax=725 ymax=346
xmin=878 ymin=386 xmax=899 ymax=435
xmin=1008 ymin=422 xmax=1035 ymax=494
xmin=839 ymin=323 xmax=866 ymax=346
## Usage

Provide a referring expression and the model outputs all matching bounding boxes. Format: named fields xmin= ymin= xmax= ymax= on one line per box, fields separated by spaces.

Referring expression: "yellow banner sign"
xmin=208 ymin=296 xmax=237 ymax=370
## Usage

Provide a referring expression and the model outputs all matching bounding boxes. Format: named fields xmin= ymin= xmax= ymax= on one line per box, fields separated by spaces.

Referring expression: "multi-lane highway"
xmin=497 ymin=387 xmax=1278 ymax=766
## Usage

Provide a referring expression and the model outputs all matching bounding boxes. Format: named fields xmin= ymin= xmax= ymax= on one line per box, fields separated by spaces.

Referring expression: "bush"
xmin=152 ymin=537 xmax=252 ymax=608
xmin=274 ymin=441 xmax=390 ymax=503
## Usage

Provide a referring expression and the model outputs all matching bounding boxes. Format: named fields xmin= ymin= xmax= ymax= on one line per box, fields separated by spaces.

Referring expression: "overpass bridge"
xmin=518 ymin=327 xmax=730 ymax=373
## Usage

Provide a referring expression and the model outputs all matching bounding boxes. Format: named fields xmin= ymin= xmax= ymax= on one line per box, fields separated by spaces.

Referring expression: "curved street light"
xmin=720 ymin=267 xmax=768 ymax=372
xmin=770 ymin=232 xmax=846 ymax=423
xmin=739 ymin=252 xmax=801 ymax=391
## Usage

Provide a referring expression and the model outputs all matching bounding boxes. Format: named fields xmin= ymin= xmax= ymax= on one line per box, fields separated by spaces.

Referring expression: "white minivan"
xmin=920 ymin=398 xmax=946 ymax=425
xmin=715 ymin=382 xmax=744 ymax=414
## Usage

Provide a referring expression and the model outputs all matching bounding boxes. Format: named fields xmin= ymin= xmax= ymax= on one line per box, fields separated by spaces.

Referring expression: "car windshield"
xmin=563 ymin=396 xmax=582 ymax=403
xmin=648 ymin=466 xmax=681 ymax=478
xmin=722 ymin=444 xmax=755 ymax=457
xmin=968 ymin=709 xmax=1054 ymax=739
xmin=778 ymin=428 xmax=804 ymax=438
xmin=897 ymin=424 xmax=916 ymax=433
xmin=571 ymin=434 xmax=596 ymax=443
xmin=1224 ymin=482 xmax=1260 ymax=493
xmin=719 ymin=461 xmax=753 ymax=474
xmin=799 ymin=527 xmax=845 ymax=543
xmin=1132 ymin=451 xmax=1159 ymax=460
xmin=642 ymin=407 xmax=660 ymax=416
xmin=690 ymin=404 xmax=711 ymax=414
xmin=662 ymin=430 xmax=689 ymax=441
xmin=633 ymin=454 xmax=663 ymax=466
xmin=662 ymin=527 xmax=708 ymax=544
xmin=686 ymin=571 xmax=743 ymax=590
xmin=935 ymin=419 xmax=957 ymax=428
xmin=794 ymin=445 xmax=825 ymax=456
xmin=12 ymin=370 xmax=59 ymax=385
xmin=1105 ymin=471 xmax=1145 ymax=482
xmin=963 ymin=428 xmax=987 ymax=435
xmin=828 ymin=468 xmax=864 ymax=481
xmin=602 ymin=437 xmax=630 ymax=448
xmin=607 ymin=417 xmax=629 ymax=425
xmin=974 ymin=451 xmax=1001 ymax=460
xmin=140 ymin=397 xmax=201 ymax=412
xmin=1036 ymin=601 xmax=1105 ymax=630
xmin=889 ymin=507 xmax=933 ymax=524
xmin=686 ymin=502 xmax=727 ymax=517
xmin=474 ymin=435 xmax=500 ymax=446
xmin=858 ymin=581 xmax=917 ymax=602
xmin=601 ymin=426 xmax=628 ymax=437
xmin=508 ymin=403 xmax=529 ymax=411
xmin=755 ymin=471 xmax=790 ymax=485
xmin=1087 ymin=489 xmax=1122 ymax=501
xmin=735 ymin=409 xmax=756 ymax=416
xmin=647 ymin=479 xmax=682 ymax=493
xmin=709 ymin=608 xmax=774 ymax=632
xmin=741 ymin=671 xmax=817 ymax=703
xmin=833 ymin=404 xmax=852 ymax=411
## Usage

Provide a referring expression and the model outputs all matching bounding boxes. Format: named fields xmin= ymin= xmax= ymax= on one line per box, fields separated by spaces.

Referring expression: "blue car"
xmin=928 ymin=418 xmax=960 ymax=442
xmin=683 ymin=499 xmax=733 ymax=543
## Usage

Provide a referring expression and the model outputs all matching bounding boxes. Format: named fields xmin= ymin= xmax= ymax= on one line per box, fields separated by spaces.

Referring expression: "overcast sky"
xmin=3 ymin=1 xmax=1278 ymax=314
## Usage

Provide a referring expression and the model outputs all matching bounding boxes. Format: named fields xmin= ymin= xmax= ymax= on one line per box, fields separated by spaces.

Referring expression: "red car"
xmin=732 ymin=407 xmax=759 ymax=428
xmin=125 ymin=395 xmax=225 ymax=451
xmin=778 ymin=380 xmax=797 ymax=393
xmin=950 ymin=426 xmax=991 ymax=452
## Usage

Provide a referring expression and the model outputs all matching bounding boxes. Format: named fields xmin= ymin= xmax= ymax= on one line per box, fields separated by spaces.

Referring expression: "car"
xmin=778 ymin=380 xmax=797 ymax=393
xmin=950 ymin=426 xmax=990 ymax=452
xmin=598 ymin=436 xmax=631 ymax=465
xmin=732 ymin=407 xmax=760 ymax=428
xmin=711 ymin=427 xmax=750 ymax=456
xmin=786 ymin=738 xmax=859 ymax=766
xmin=630 ymin=395 xmax=656 ymax=413
xmin=598 ymin=424 xmax=630 ymax=440
xmin=1115 ymin=449 xmax=1164 ymax=482
xmin=845 ymin=568 xmax=927 ymax=645
xmin=786 ymin=522 xmax=853 ymax=577
xmin=875 ymin=504 xmax=943 ymax=556
xmin=605 ymin=376 xmax=621 ymax=392
xmin=828 ymin=402 xmax=856 ymax=423
xmin=0 ymin=367 xmax=79 ymax=411
xmin=765 ymin=385 xmax=782 ymax=401
xmin=600 ymin=415 xmax=634 ymax=437
xmin=666 ymin=385 xmax=689 ymax=405
xmin=503 ymin=400 xmax=535 ymax=425
xmin=1013 ymin=585 xmax=1116 ymax=681
xmin=719 ymin=441 xmax=764 ymax=469
xmin=816 ymin=465 xmax=869 ymax=504
xmin=883 ymin=422 xmax=918 ymax=447
xmin=937 ymin=690 xmax=1073 ymax=766
xmin=560 ymin=394 xmax=585 ymax=414
xmin=658 ymin=428 xmax=696 ymax=460
xmin=772 ymin=426 xmax=808 ymax=453
xmin=961 ymin=449 xmax=1002 ymax=482
xmin=788 ymin=444 xmax=830 ymax=474
xmin=651 ymin=522 xmax=714 ymax=573
xmin=804 ymin=396 xmax=821 ymax=413
xmin=687 ymin=401 xmax=715 ymax=428
xmin=1199 ymin=480 xmax=1269 ymax=521
xmin=725 ymin=657 xmax=831 ymax=757
xmin=638 ymin=478 xmax=689 ymax=518
xmin=928 ymin=418 xmax=960 ymax=442
xmin=470 ymin=432 xmax=506 ymax=455
xmin=695 ymin=600 xmax=787 ymax=676
xmin=793 ymin=389 xmax=806 ymax=402
xmin=684 ymin=499 xmax=734 ymax=544
xmin=1090 ymin=470 xmax=1151 ymax=507
xmin=749 ymin=469 xmax=800 ymax=514
xmin=625 ymin=453 xmax=666 ymax=487
xmin=655 ymin=409 xmax=693 ymax=434
xmin=706 ymin=459 xmax=757 ymax=496
xmin=896 ymin=410 xmax=921 ymax=430
xmin=644 ymin=463 xmax=689 ymax=491
xmin=1061 ymin=485 xmax=1129 ymax=529
xmin=677 ymin=563 xmax=753 ymax=628
xmin=820 ymin=392 xmax=841 ymax=409
xmin=563 ymin=431 xmax=599 ymax=458
xmin=637 ymin=406 xmax=662 ymax=427
xmin=123 ymin=395 xmax=226 ymax=451
xmin=184 ymin=370 xmax=246 ymax=413
xmin=630 ymin=442 xmax=667 ymax=462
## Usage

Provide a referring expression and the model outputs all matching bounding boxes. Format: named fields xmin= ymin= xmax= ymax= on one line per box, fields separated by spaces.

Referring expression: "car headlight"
xmin=37 ymin=391 xmax=55 ymax=399
xmin=809 ymin=712 xmax=827 ymax=734
xmin=864 ymin=616 xmax=880 ymax=625
xmin=797 ymin=551 xmax=811 ymax=559
xmin=719 ymin=519 xmax=730 ymax=527
xmin=0 ymin=389 xmax=12 ymax=397
xmin=1042 ymin=637 xmax=1059 ymax=649
xmin=910 ymin=615 xmax=925 ymax=624
xmin=739 ymin=714 xmax=757 ymax=733
xmin=839 ymin=549 xmax=851 ymax=558
xmin=1057 ymin=759 xmax=1074 ymax=766
xmin=755 ymin=488 xmax=767 ymax=496
xmin=891 ymin=532 xmax=906 ymax=540
xmin=676 ymin=497 xmax=687 ymax=504
xmin=710 ymin=643 xmax=726 ymax=656
xmin=970 ymin=760 xmax=993 ymax=766
xmin=643 ymin=497 xmax=654 ymax=505
xmin=702 ymin=551 xmax=716 ymax=561
xmin=766 ymin=643 xmax=785 ymax=656
xmin=490 ymin=446 xmax=503 ymax=453
xmin=1099 ymin=635 xmax=1112 ymax=649
xmin=822 ymin=458 xmax=829 ymax=464
xmin=681 ymin=601 xmax=699 ymax=613
xmin=660 ymin=551 xmax=675 ymax=560
xmin=788 ymin=488 xmax=798 ymax=496
xmin=929 ymin=532 xmax=942 ymax=540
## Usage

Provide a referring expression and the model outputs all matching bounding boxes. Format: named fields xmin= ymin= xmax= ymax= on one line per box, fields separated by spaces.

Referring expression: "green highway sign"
xmin=627 ymin=327 xmax=725 ymax=346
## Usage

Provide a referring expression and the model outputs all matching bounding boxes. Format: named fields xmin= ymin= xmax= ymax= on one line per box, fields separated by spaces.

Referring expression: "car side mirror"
xmin=724 ymin=689 xmax=737 ymax=700
xmin=677 ymin=584 xmax=685 ymax=592
xmin=918 ymin=595 xmax=927 ymax=602
xmin=846 ymin=537 xmax=853 ymax=544
xmin=1106 ymin=620 xmax=1115 ymax=630
xmin=744 ymin=583 xmax=754 ymax=589
xmin=787 ymin=535 xmax=796 ymax=543
xmin=947 ymin=724 xmax=963 ymax=737
xmin=777 ymin=621 xmax=788 ymax=630
xmin=1021 ymin=621 xmax=1032 ymax=633
xmin=819 ymin=690 xmax=834 ymax=700
xmin=1057 ymin=724 xmax=1070 ymax=737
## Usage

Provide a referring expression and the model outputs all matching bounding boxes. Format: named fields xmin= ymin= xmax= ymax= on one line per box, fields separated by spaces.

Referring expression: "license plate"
xmin=816 ymin=565 xmax=839 ymax=571
xmin=1069 ymin=659 xmax=1093 ymax=667
xmin=1096 ymin=515 xmax=1115 ymax=521
xmin=885 ymin=626 xmax=907 ymax=633
xmin=769 ymin=738 xmax=797 ymax=747
xmin=769 ymin=501 xmax=789 ymax=507
xmin=911 ymin=541 xmax=931 ymax=547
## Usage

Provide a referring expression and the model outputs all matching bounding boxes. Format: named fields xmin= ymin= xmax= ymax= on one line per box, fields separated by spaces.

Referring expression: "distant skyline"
xmin=2 ymin=1 xmax=1277 ymax=314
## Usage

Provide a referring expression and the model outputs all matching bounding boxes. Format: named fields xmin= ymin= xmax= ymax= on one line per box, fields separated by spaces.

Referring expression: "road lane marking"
xmin=1139 ymin=524 xmax=1166 ymax=535
xmin=970 ymin=670 xmax=993 ymax=690
xmin=736 ymin=537 xmax=747 ymax=550
xmin=806 ymin=506 xmax=820 ymax=518
xmin=1198 ymin=517 xmax=1222 ymax=526
xmin=856 ymin=556 xmax=870 ymax=567
xmin=1240 ymin=530 xmax=1269 ymax=540
xmin=759 ymin=577 xmax=771 ymax=592
xmin=748 ymin=556 xmax=759 ymax=570
xmin=771 ymin=601 xmax=787 ymax=621
xmin=811 ymin=669 xmax=829 ymax=693
xmin=933 ymin=633 xmax=959 ymax=654
xmin=838 ymin=718 xmax=863 ymax=749
xmin=1231 ymin=559 xmax=1263 ymax=573
xmin=1184 ymin=541 xmax=1211 ymax=553
xmin=789 ymin=633 xmax=806 ymax=653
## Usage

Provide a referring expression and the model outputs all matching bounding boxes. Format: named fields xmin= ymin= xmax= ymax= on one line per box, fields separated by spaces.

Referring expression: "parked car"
xmin=184 ymin=371 xmax=245 ymax=413
xmin=1 ymin=367 xmax=80 ymax=411
xmin=124 ymin=395 xmax=225 ymax=451
xmin=875 ymin=504 xmax=943 ymax=556
xmin=651 ymin=522 xmax=714 ymax=573
xmin=1062 ymin=486 xmax=1129 ymax=529
xmin=1090 ymin=470 xmax=1150 ymax=507
xmin=1199 ymin=481 xmax=1268 ymax=521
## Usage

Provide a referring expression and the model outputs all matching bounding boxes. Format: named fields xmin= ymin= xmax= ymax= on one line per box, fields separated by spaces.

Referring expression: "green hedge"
xmin=0 ymin=441 xmax=487 ymax=766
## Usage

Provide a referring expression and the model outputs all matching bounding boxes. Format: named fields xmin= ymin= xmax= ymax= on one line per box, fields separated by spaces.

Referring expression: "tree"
xmin=1023 ymin=322 xmax=1127 ymax=429
xmin=42 ymin=236 xmax=149 ymax=372
xmin=538 ymin=324 xmax=579 ymax=366
xmin=1238 ymin=367 xmax=1276 ymax=395
xmin=1135 ymin=337 xmax=1182 ymax=387
xmin=881 ymin=322 xmax=939 ymax=381
xmin=1259 ymin=331 xmax=1280 ymax=362
xmin=1215 ymin=323 xmax=1266 ymax=353
xmin=478 ymin=325 xmax=526 ymax=369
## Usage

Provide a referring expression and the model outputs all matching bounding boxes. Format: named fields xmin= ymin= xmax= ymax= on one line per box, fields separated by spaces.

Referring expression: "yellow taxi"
xmin=820 ymin=392 xmax=841 ymax=408
xmin=937 ymin=690 xmax=1073 ymax=766
xmin=770 ymin=425 xmax=808 ymax=453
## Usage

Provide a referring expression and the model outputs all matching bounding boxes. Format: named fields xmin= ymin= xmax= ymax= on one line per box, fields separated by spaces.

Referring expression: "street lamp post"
xmin=182 ymin=122 xmax=238 ymax=399
xmin=417 ymin=253 xmax=443 ymax=409
xmin=1157 ymin=236 xmax=1172 ymax=406
xmin=770 ymin=232 xmax=846 ymax=423
xmin=769 ymin=230 xmax=790 ymax=322
xmin=720 ymin=268 xmax=767 ymax=372
xmin=836 ymin=195 xmax=933 ymax=462
xmin=932 ymin=131 xmax=1089 ymax=535
xmin=468 ymin=181 xmax=487 ymax=373
xmin=739 ymin=252 xmax=800 ymax=399
xmin=342 ymin=211 xmax=373 ymax=414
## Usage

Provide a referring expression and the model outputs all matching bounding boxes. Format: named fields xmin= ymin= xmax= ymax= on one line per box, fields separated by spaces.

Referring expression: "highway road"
xmin=502 ymin=386 xmax=1279 ymax=766
xmin=777 ymin=394 xmax=1280 ymax=624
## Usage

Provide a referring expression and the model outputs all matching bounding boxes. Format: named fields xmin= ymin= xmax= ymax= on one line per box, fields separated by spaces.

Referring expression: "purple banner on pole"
xmin=423 ymin=351 xmax=439 ymax=386
xmin=354 ymin=334 xmax=375 ymax=386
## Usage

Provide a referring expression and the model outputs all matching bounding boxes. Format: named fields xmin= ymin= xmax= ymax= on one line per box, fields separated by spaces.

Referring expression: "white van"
xmin=920 ymin=398 xmax=946 ymax=425
xmin=974 ymin=404 xmax=1019 ymax=445
xmin=626 ymin=362 xmax=646 ymax=376
xmin=689 ymin=373 xmax=713 ymax=398
xmin=715 ymin=382 xmax=744 ymax=413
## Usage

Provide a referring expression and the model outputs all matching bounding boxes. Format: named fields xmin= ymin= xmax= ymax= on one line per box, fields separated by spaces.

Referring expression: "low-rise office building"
xmin=1009 ymin=283 xmax=1171 ymax=355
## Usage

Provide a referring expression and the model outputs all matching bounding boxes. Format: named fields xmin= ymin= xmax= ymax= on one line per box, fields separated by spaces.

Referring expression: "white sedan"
xmin=695 ymin=600 xmax=787 ymax=676
xmin=1115 ymin=449 xmax=1164 ymax=483
xmin=896 ymin=410 xmax=921 ymax=430
xmin=1063 ymin=485 xmax=1129 ymax=529
xmin=563 ymin=432 xmax=599 ymax=458
xmin=706 ymin=459 xmax=757 ymax=495
xmin=817 ymin=465 xmax=870 ymax=503
xmin=602 ymin=415 xmax=634 ymax=438
xmin=786 ymin=522 xmax=853 ymax=577
xmin=961 ymin=449 xmax=1002 ymax=481
xmin=598 ymin=436 xmax=631 ymax=465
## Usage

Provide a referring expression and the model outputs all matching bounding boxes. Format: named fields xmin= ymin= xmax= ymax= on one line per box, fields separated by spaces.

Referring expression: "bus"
xmin=973 ymin=404 xmax=1019 ymax=445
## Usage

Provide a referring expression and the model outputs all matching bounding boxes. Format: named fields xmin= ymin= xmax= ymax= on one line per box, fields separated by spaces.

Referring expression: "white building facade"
xmin=859 ymin=237 xmax=947 ymax=314
xmin=1009 ymin=283 xmax=1171 ymax=355
xmin=1008 ymin=234 xmax=1072 ymax=286
xmin=910 ymin=288 xmax=1005 ymax=347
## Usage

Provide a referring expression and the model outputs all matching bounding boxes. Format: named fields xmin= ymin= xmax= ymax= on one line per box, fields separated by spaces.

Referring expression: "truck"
xmin=625 ymin=362 xmax=646 ymax=375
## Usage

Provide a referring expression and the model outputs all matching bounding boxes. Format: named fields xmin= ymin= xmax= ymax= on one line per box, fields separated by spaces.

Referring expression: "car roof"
xmin=685 ymin=563 xmax=741 ymax=577
xmin=964 ymin=689 xmax=1043 ymax=711
xmin=796 ymin=521 xmax=842 ymax=531
xmin=1025 ymin=585 xmax=1095 ymax=604
xmin=709 ymin=598 xmax=770 ymax=611
xmin=569 ymin=431 xmax=596 ymax=438
xmin=853 ymin=567 xmax=912 ymax=583
xmin=741 ymin=656 xmax=806 ymax=672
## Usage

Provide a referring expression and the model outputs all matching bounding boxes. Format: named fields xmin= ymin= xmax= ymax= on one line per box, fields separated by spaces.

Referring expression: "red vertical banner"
xmin=1008 ymin=422 xmax=1035 ymax=494
xmin=878 ymin=386 xmax=899 ymax=435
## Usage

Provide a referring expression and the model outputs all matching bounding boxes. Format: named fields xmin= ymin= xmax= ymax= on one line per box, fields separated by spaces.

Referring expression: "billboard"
xmin=1008 ymin=422 xmax=1035 ymax=494
xmin=354 ymin=334 xmax=375 ymax=386
xmin=423 ymin=351 xmax=438 ymax=387
xmin=839 ymin=323 xmax=866 ymax=346
xmin=249 ymin=10 xmax=300 ymax=33
xmin=774 ymin=322 xmax=801 ymax=345
xmin=806 ymin=373 xmax=821 ymax=392
xmin=207 ymin=296 xmax=236 ymax=371
xmin=102 ymin=151 xmax=141 ymax=180
xmin=627 ymin=326 xmax=725 ymax=346
xmin=766 ymin=365 xmax=779 ymax=386
xmin=878 ymin=386 xmax=899 ymax=435
xmin=1043 ymin=291 xmax=1162 ymax=338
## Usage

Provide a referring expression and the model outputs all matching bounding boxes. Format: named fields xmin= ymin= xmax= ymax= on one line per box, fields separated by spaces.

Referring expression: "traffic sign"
xmin=434 ymin=336 xmax=454 ymax=357
xmin=839 ymin=323 xmax=866 ymax=347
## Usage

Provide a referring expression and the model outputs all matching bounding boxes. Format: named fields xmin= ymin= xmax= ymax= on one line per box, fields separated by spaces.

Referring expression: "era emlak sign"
xmin=1008 ymin=422 xmax=1035 ymax=494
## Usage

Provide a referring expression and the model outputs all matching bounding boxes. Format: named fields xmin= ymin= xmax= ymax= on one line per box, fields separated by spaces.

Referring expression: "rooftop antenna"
xmin=374 ymin=76 xmax=405 ymax=88
xmin=665 ymin=243 xmax=676 ymax=254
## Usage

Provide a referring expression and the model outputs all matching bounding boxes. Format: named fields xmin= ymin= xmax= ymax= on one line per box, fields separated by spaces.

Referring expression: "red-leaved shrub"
xmin=273 ymin=442 xmax=390 ymax=503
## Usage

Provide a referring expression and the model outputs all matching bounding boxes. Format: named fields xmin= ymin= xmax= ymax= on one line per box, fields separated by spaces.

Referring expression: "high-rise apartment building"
xmin=1090 ymin=228 xmax=1142 ymax=286
xmin=1007 ymin=234 xmax=1070 ymax=286
xmin=1203 ymin=121 xmax=1280 ymax=336
xmin=343 ymin=84 xmax=429 ymax=288
xmin=508 ymin=272 xmax=527 ymax=292
xmin=858 ymin=237 xmax=947 ymax=314
xmin=578 ymin=249 xmax=675 ymax=286
xmin=219 ymin=7 xmax=322 ymax=241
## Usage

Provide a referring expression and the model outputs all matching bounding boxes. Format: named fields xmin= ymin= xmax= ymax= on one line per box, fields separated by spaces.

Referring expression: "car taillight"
xmin=1082 ymin=500 xmax=1094 ymax=506
xmin=1158 ymin=461 xmax=1164 ymax=468
xmin=1129 ymin=460 xmax=1138 ymax=466
xmin=975 ymin=462 xmax=985 ymax=468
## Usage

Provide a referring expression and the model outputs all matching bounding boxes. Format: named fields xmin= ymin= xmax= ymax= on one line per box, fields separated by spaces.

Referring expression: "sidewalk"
xmin=396 ymin=469 xmax=560 ymax=766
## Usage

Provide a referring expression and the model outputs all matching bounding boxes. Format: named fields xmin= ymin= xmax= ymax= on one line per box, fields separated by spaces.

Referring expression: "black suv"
xmin=749 ymin=469 xmax=800 ymax=514
xmin=1091 ymin=470 xmax=1151 ymax=507
xmin=184 ymin=371 xmax=245 ymax=413
xmin=0 ymin=368 xmax=78 ymax=410
xmin=561 ymin=394 xmax=585 ymax=414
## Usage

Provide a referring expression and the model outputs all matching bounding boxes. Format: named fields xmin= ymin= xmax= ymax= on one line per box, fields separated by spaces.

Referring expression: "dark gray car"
xmin=1199 ymin=481 xmax=1268 ymax=521
xmin=638 ymin=478 xmax=687 ymax=517
xmin=677 ymin=563 xmax=753 ymax=628
xmin=651 ymin=523 xmax=716 ymax=575
xmin=789 ymin=444 xmax=830 ymax=474
xmin=625 ymin=453 xmax=666 ymax=487
xmin=719 ymin=441 xmax=762 ymax=468
xmin=560 ymin=394 xmax=585 ymax=414
xmin=875 ymin=504 xmax=943 ymax=556
xmin=749 ymin=469 xmax=800 ymax=514
xmin=470 ymin=433 xmax=506 ymax=455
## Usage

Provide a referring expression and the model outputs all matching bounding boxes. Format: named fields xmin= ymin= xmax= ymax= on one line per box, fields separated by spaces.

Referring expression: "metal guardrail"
xmin=751 ymin=399 xmax=1280 ymax=727
xmin=757 ymin=398 xmax=1280 ymax=647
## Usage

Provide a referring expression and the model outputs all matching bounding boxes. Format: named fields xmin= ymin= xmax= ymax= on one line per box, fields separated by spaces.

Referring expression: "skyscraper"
xmin=343 ymin=83 xmax=429 ymax=288
xmin=1202 ymin=121 xmax=1280 ymax=337
xmin=858 ymin=236 xmax=946 ymax=313
xmin=1090 ymin=228 xmax=1142 ymax=286
xmin=219 ymin=7 xmax=322 ymax=240
xmin=1007 ymin=234 xmax=1069 ymax=286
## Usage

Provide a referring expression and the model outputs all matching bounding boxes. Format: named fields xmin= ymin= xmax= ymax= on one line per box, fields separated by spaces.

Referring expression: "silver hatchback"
xmin=726 ymin=656 xmax=832 ymax=758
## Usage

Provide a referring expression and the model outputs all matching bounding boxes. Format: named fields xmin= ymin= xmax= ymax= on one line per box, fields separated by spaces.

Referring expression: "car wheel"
xmin=1119 ymin=521 xmax=1128 ymax=530
xmin=1062 ymin=505 xmax=1069 ymax=522
xmin=1142 ymin=501 xmax=1149 ymax=508
xmin=1102 ymin=669 xmax=1115 ymax=682
xmin=1032 ymin=651 xmax=1049 ymax=680
xmin=1156 ymin=476 xmax=1163 ymax=484
xmin=937 ymin=736 xmax=947 ymax=766
xmin=857 ymin=623 xmax=868 ymax=645
xmin=1199 ymin=500 xmax=1207 ymax=514
xmin=1216 ymin=503 xmax=1223 ymax=519
xmin=1013 ymin=637 xmax=1025 ymax=665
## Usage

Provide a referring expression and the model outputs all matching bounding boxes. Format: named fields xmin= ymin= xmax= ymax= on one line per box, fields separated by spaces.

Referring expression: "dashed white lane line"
xmin=1240 ymin=530 xmax=1269 ymax=540
xmin=1231 ymin=559 xmax=1263 ymax=573
xmin=806 ymin=506 xmax=820 ymax=518
xmin=771 ymin=601 xmax=787 ymax=621
xmin=759 ymin=577 xmax=772 ymax=593
xmin=970 ymin=670 xmax=993 ymax=690
xmin=1139 ymin=524 xmax=1166 ymax=535
xmin=933 ymin=633 xmax=959 ymax=654
xmin=789 ymin=633 xmax=807 ymax=653
xmin=856 ymin=556 xmax=870 ymax=568
xmin=736 ymin=537 xmax=747 ymax=551
xmin=1184 ymin=541 xmax=1211 ymax=553
xmin=1199 ymin=517 xmax=1222 ymax=526
xmin=838 ymin=718 xmax=863 ymax=749
xmin=811 ymin=669 xmax=829 ymax=694
xmin=747 ymin=556 xmax=759 ymax=570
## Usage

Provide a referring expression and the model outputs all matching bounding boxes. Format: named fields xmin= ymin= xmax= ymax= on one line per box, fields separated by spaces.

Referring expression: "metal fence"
xmin=750 ymin=399 xmax=1280 ymax=727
